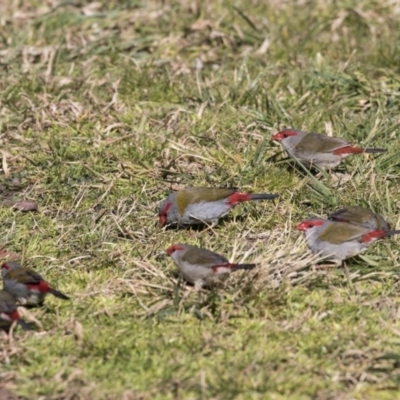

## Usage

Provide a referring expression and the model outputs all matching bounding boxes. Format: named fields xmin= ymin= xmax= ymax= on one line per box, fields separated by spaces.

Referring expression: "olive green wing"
xmin=318 ymin=222 xmax=369 ymax=244
xmin=6 ymin=268 xmax=44 ymax=284
xmin=182 ymin=247 xmax=229 ymax=267
xmin=175 ymin=187 xmax=237 ymax=214
xmin=295 ymin=133 xmax=351 ymax=154
xmin=329 ymin=206 xmax=373 ymax=225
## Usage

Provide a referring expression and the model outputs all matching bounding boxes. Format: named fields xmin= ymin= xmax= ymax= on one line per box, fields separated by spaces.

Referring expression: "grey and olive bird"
xmin=159 ymin=187 xmax=279 ymax=227
xmin=167 ymin=243 xmax=256 ymax=289
xmin=0 ymin=289 xmax=31 ymax=331
xmin=272 ymin=129 xmax=386 ymax=169
xmin=1 ymin=261 xmax=69 ymax=306
xmin=296 ymin=218 xmax=400 ymax=263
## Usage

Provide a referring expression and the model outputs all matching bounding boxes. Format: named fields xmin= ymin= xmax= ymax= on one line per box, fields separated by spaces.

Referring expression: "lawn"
xmin=1 ymin=0 xmax=400 ymax=399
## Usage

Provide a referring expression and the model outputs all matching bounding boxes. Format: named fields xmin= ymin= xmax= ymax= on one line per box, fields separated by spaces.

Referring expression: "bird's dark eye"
xmin=308 ymin=224 xmax=314 ymax=228
xmin=167 ymin=246 xmax=176 ymax=255
xmin=283 ymin=134 xmax=288 ymax=138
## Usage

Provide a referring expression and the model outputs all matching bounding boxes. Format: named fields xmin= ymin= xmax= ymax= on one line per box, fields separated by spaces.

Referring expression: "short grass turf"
xmin=1 ymin=0 xmax=400 ymax=399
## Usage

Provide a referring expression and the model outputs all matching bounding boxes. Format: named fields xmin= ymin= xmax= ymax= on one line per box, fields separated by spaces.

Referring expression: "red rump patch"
xmin=360 ymin=230 xmax=386 ymax=243
xmin=333 ymin=146 xmax=364 ymax=155
xmin=228 ymin=193 xmax=251 ymax=205
xmin=211 ymin=264 xmax=233 ymax=272
xmin=27 ymin=280 xmax=51 ymax=293
xmin=8 ymin=310 xmax=19 ymax=321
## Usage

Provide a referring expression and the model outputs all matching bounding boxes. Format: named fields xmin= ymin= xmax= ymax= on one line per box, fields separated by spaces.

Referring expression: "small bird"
xmin=159 ymin=187 xmax=279 ymax=227
xmin=296 ymin=218 xmax=400 ymax=263
xmin=272 ymin=129 xmax=386 ymax=169
xmin=328 ymin=206 xmax=391 ymax=231
xmin=1 ymin=261 xmax=70 ymax=306
xmin=0 ymin=289 xmax=31 ymax=331
xmin=167 ymin=243 xmax=256 ymax=289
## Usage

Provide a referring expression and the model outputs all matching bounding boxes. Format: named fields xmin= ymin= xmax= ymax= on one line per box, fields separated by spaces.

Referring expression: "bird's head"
xmin=166 ymin=244 xmax=185 ymax=256
xmin=1 ymin=261 xmax=21 ymax=278
xmin=271 ymin=129 xmax=299 ymax=142
xmin=296 ymin=219 xmax=325 ymax=231
xmin=159 ymin=201 xmax=172 ymax=226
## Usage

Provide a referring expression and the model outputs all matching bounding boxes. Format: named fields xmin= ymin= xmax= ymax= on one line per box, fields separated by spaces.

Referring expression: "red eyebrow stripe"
xmin=280 ymin=130 xmax=297 ymax=136
xmin=167 ymin=245 xmax=185 ymax=255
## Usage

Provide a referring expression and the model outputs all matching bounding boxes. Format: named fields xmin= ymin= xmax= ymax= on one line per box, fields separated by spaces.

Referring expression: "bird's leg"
xmin=343 ymin=262 xmax=355 ymax=291
xmin=189 ymin=215 xmax=219 ymax=236
xmin=17 ymin=297 xmax=27 ymax=305
xmin=315 ymin=261 xmax=355 ymax=289
xmin=194 ymin=280 xmax=205 ymax=291
xmin=314 ymin=262 xmax=340 ymax=269
xmin=201 ymin=219 xmax=219 ymax=236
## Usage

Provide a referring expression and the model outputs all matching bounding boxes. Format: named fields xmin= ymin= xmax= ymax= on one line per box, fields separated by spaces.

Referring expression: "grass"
xmin=1 ymin=0 xmax=400 ymax=398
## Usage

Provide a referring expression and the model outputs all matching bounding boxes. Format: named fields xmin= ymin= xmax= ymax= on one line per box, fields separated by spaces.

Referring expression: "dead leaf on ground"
xmin=0 ymin=246 xmax=19 ymax=262
xmin=0 ymin=388 xmax=19 ymax=400
xmin=13 ymin=200 xmax=38 ymax=212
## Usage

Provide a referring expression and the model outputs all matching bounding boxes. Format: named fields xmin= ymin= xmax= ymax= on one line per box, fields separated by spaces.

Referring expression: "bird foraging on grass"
xmin=296 ymin=218 xmax=400 ymax=264
xmin=159 ymin=187 xmax=279 ymax=227
xmin=1 ymin=261 xmax=70 ymax=306
xmin=0 ymin=289 xmax=32 ymax=331
xmin=167 ymin=243 xmax=256 ymax=289
xmin=272 ymin=129 xmax=386 ymax=169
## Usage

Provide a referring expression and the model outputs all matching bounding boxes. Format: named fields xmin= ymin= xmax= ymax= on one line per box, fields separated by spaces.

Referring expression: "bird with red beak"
xmin=159 ymin=187 xmax=279 ymax=227
xmin=272 ymin=129 xmax=386 ymax=169
xmin=1 ymin=261 xmax=70 ymax=306
xmin=0 ymin=289 xmax=31 ymax=331
xmin=167 ymin=243 xmax=256 ymax=289
xmin=296 ymin=218 xmax=400 ymax=263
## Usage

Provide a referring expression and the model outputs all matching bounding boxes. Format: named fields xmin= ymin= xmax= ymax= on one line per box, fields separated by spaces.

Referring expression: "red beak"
xmin=295 ymin=222 xmax=308 ymax=231
xmin=271 ymin=133 xmax=282 ymax=141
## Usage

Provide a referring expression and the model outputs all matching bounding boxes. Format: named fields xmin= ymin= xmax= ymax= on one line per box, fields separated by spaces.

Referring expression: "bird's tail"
xmin=230 ymin=264 xmax=257 ymax=271
xmin=49 ymin=288 xmax=70 ymax=300
xmin=248 ymin=193 xmax=279 ymax=201
xmin=228 ymin=192 xmax=279 ymax=205
xmin=361 ymin=229 xmax=400 ymax=243
xmin=18 ymin=319 xmax=33 ymax=331
xmin=385 ymin=230 xmax=400 ymax=237
xmin=212 ymin=263 xmax=256 ymax=273
xmin=364 ymin=148 xmax=387 ymax=154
